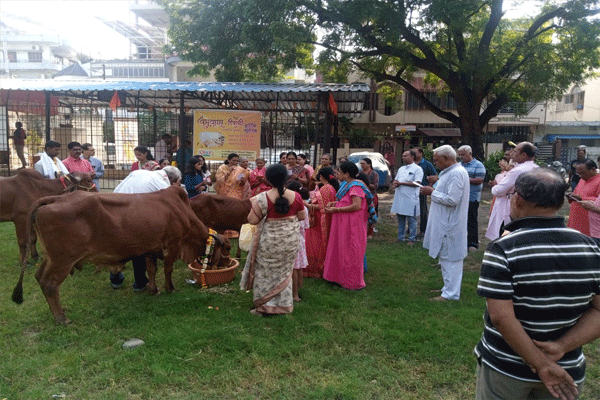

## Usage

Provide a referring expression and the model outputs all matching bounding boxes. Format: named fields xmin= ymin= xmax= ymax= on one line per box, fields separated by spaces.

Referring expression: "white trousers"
xmin=439 ymin=259 xmax=463 ymax=300
xmin=439 ymin=238 xmax=463 ymax=300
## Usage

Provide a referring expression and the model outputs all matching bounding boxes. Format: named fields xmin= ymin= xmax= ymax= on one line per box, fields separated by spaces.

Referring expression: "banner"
xmin=193 ymin=110 xmax=261 ymax=161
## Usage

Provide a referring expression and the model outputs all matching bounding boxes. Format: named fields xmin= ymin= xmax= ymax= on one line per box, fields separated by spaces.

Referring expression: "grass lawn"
xmin=0 ymin=197 xmax=598 ymax=399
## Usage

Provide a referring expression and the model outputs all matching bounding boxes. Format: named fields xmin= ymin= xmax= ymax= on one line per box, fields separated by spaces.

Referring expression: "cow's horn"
xmin=210 ymin=233 xmax=223 ymax=246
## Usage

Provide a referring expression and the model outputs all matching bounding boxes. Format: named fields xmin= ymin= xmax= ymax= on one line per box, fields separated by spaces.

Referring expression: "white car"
xmin=347 ymin=151 xmax=392 ymax=187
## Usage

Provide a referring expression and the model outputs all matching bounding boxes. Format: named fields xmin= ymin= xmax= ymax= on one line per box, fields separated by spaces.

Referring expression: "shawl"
xmin=337 ymin=180 xmax=378 ymax=224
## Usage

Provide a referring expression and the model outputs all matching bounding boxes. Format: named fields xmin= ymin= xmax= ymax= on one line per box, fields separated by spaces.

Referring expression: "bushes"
xmin=483 ymin=150 xmax=504 ymax=181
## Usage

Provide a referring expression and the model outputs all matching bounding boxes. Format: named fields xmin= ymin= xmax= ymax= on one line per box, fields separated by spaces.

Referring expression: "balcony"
xmin=2 ymin=60 xmax=63 ymax=72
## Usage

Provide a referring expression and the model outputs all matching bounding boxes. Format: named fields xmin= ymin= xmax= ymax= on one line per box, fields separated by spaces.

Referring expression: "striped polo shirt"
xmin=474 ymin=216 xmax=600 ymax=383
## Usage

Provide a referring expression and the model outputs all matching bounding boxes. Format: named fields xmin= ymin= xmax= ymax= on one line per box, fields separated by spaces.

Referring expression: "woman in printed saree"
xmin=303 ymin=167 xmax=338 ymax=279
xmin=215 ymin=153 xmax=248 ymax=198
xmin=240 ymin=164 xmax=306 ymax=316
xmin=286 ymin=151 xmax=310 ymax=188
xmin=131 ymin=146 xmax=160 ymax=171
xmin=323 ymin=161 xmax=376 ymax=290
xmin=249 ymin=158 xmax=271 ymax=196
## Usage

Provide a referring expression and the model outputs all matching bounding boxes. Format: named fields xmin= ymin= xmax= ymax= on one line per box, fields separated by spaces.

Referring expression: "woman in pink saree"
xmin=304 ymin=167 xmax=338 ymax=279
xmin=249 ymin=158 xmax=271 ymax=196
xmin=323 ymin=161 xmax=373 ymax=290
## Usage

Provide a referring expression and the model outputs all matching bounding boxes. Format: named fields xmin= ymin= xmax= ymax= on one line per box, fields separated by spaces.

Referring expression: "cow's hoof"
xmin=55 ymin=318 xmax=72 ymax=325
xmin=164 ymin=286 xmax=177 ymax=294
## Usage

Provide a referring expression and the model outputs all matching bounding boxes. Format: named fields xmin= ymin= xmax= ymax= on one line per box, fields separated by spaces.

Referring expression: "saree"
xmin=215 ymin=164 xmax=249 ymax=199
xmin=240 ymin=192 xmax=300 ymax=315
xmin=303 ymin=184 xmax=336 ymax=278
xmin=249 ymin=167 xmax=270 ymax=196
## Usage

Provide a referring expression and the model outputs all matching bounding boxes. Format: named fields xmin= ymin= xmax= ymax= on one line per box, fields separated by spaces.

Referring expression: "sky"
xmin=1 ymin=0 xmax=134 ymax=60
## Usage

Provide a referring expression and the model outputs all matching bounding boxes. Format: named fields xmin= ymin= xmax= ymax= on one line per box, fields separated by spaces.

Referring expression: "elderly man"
xmin=457 ymin=145 xmax=486 ymax=251
xmin=390 ymin=150 xmax=423 ymax=245
xmin=567 ymin=160 xmax=600 ymax=236
xmin=62 ymin=141 xmax=94 ymax=176
xmin=33 ymin=140 xmax=69 ymax=178
xmin=414 ymin=147 xmax=438 ymax=240
xmin=569 ymin=145 xmax=589 ymax=191
xmin=110 ymin=166 xmax=182 ymax=290
xmin=81 ymin=143 xmax=105 ymax=190
xmin=420 ymin=145 xmax=470 ymax=301
xmin=475 ymin=168 xmax=600 ymax=400
xmin=486 ymin=141 xmax=539 ymax=240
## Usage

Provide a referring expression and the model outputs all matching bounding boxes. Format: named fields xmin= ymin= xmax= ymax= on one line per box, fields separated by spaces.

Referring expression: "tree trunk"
xmin=459 ymin=115 xmax=485 ymax=161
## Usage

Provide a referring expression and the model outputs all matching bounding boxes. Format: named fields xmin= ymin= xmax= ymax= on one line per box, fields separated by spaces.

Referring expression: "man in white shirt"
xmin=390 ymin=150 xmax=423 ymax=245
xmin=154 ymin=133 xmax=172 ymax=162
xmin=34 ymin=140 xmax=69 ymax=178
xmin=420 ymin=145 xmax=470 ymax=301
xmin=110 ymin=166 xmax=182 ymax=290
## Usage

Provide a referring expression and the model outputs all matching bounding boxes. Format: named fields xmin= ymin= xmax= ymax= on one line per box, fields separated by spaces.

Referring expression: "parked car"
xmin=347 ymin=151 xmax=391 ymax=188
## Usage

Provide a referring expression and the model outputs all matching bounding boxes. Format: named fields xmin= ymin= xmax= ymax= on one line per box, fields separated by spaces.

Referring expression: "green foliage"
xmin=484 ymin=150 xmax=505 ymax=181
xmin=102 ymin=121 xmax=114 ymax=143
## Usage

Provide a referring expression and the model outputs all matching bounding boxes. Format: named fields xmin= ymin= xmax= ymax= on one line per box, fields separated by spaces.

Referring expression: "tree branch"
xmin=478 ymin=0 xmax=504 ymax=54
xmin=352 ymin=60 xmax=461 ymax=126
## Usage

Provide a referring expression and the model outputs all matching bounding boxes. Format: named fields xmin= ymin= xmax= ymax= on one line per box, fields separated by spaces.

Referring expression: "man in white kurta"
xmin=485 ymin=142 xmax=538 ymax=240
xmin=421 ymin=145 xmax=470 ymax=301
xmin=390 ymin=150 xmax=423 ymax=243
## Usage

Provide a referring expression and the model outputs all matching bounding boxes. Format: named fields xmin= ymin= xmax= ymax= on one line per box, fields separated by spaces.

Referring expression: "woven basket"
xmin=188 ymin=258 xmax=239 ymax=287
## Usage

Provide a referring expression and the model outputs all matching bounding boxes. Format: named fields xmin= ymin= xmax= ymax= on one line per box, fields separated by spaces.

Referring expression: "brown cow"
xmin=0 ymin=169 xmax=97 ymax=263
xmin=189 ymin=194 xmax=252 ymax=258
xmin=189 ymin=194 xmax=251 ymax=233
xmin=12 ymin=185 xmax=223 ymax=325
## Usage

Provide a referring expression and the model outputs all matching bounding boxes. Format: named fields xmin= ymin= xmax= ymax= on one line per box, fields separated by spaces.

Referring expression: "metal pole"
xmin=45 ymin=92 xmax=51 ymax=141
xmin=179 ymin=92 xmax=185 ymax=150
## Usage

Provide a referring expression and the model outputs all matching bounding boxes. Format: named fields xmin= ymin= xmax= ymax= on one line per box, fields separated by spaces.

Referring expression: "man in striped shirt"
xmin=475 ymin=168 xmax=600 ymax=400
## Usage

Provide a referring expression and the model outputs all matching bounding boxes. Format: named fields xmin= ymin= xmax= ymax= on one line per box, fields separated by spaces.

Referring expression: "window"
xmin=28 ymin=52 xmax=42 ymax=62
xmin=7 ymin=51 xmax=17 ymax=63
xmin=564 ymin=94 xmax=574 ymax=104
xmin=576 ymin=92 xmax=585 ymax=110
xmin=405 ymin=91 xmax=456 ymax=110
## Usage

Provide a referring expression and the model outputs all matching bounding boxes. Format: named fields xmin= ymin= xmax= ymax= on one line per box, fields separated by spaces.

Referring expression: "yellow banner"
xmin=193 ymin=110 xmax=261 ymax=161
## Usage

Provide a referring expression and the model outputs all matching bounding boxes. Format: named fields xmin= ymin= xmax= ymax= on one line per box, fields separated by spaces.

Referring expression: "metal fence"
xmin=2 ymin=103 xmax=324 ymax=190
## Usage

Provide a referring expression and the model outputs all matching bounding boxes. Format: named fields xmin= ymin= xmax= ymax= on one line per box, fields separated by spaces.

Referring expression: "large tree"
xmin=162 ymin=0 xmax=600 ymax=157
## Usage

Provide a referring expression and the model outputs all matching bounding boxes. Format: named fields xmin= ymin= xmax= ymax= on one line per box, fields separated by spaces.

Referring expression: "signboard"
xmin=193 ymin=110 xmax=261 ymax=161
xmin=395 ymin=125 xmax=416 ymax=132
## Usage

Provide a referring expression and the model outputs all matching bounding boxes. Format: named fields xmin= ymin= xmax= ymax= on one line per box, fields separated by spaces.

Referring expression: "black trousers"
xmin=468 ymin=201 xmax=480 ymax=249
xmin=132 ymin=255 xmax=152 ymax=286
xmin=419 ymin=194 xmax=429 ymax=235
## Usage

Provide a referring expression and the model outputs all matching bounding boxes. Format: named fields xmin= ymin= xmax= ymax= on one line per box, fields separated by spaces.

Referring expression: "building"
xmin=0 ymin=14 xmax=79 ymax=80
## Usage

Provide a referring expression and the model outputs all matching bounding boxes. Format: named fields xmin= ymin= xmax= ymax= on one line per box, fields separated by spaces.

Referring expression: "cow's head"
xmin=62 ymin=173 xmax=98 ymax=193
xmin=208 ymin=233 xmax=232 ymax=269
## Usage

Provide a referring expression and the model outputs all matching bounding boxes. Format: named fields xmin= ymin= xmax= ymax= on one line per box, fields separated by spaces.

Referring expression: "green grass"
xmin=0 ymin=220 xmax=598 ymax=399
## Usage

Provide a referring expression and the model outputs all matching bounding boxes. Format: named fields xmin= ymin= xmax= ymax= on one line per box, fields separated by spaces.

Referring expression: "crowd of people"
xmin=21 ymin=132 xmax=600 ymax=399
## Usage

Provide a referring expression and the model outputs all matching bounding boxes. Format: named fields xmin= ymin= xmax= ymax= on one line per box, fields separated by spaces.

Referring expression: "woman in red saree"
xmin=303 ymin=167 xmax=339 ymax=278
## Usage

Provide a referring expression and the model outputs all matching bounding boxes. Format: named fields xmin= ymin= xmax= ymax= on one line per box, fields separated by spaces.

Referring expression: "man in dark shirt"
xmin=414 ymin=147 xmax=437 ymax=240
xmin=475 ymin=168 xmax=600 ymax=400
xmin=569 ymin=145 xmax=590 ymax=190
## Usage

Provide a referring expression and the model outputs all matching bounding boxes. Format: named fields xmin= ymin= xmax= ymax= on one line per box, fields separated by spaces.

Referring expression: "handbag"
xmin=239 ymin=223 xmax=256 ymax=252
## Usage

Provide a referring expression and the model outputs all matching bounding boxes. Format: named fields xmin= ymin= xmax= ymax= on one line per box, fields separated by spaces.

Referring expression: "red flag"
xmin=109 ymin=91 xmax=121 ymax=111
xmin=328 ymin=93 xmax=338 ymax=115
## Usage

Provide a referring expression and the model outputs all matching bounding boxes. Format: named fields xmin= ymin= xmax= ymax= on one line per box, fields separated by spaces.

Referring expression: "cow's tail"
xmin=12 ymin=198 xmax=50 ymax=304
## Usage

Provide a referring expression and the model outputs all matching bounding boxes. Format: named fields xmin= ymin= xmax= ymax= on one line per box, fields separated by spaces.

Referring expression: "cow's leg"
xmin=146 ymin=255 xmax=159 ymax=295
xmin=30 ymin=230 xmax=39 ymax=261
xmin=163 ymin=252 xmax=177 ymax=293
xmin=35 ymin=260 xmax=72 ymax=324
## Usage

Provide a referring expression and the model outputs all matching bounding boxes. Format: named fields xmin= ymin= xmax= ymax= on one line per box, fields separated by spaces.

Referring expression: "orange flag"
xmin=328 ymin=93 xmax=338 ymax=115
xmin=109 ymin=91 xmax=121 ymax=111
